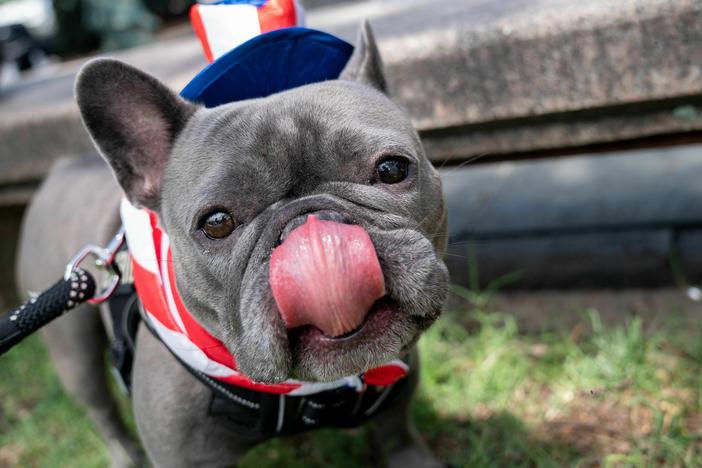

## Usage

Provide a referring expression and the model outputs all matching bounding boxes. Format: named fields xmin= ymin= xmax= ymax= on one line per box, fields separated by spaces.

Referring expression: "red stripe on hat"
xmin=190 ymin=4 xmax=215 ymax=63
xmin=257 ymin=0 xmax=297 ymax=33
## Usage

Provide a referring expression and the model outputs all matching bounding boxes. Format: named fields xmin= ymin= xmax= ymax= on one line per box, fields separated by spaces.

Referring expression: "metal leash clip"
xmin=64 ymin=227 xmax=126 ymax=304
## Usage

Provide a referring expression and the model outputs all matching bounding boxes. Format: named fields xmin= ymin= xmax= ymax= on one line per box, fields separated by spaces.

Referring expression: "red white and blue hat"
xmin=181 ymin=0 xmax=353 ymax=107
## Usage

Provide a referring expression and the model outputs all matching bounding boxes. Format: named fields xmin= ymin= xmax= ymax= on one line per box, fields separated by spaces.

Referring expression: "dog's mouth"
xmin=258 ymin=212 xmax=444 ymax=381
xmin=287 ymin=296 xmax=399 ymax=348
xmin=268 ymin=215 xmax=386 ymax=338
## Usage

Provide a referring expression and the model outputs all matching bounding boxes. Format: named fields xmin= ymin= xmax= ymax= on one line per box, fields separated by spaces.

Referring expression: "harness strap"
xmin=205 ymin=364 xmax=408 ymax=437
xmin=139 ymin=305 xmax=407 ymax=436
xmin=107 ymin=283 xmax=141 ymax=393
xmin=107 ymin=288 xmax=408 ymax=437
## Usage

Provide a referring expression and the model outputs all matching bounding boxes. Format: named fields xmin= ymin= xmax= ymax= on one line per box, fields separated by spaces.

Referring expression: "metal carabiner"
xmin=64 ymin=227 xmax=126 ymax=304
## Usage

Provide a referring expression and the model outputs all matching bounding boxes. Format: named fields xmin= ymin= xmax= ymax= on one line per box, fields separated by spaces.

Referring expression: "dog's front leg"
xmin=372 ymin=349 xmax=445 ymax=468
xmin=131 ymin=326 xmax=266 ymax=467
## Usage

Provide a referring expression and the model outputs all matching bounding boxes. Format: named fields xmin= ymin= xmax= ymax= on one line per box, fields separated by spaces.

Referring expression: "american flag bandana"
xmin=120 ymin=199 xmax=409 ymax=396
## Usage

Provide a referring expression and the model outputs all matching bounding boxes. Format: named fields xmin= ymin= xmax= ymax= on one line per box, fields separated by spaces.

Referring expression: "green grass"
xmin=1 ymin=300 xmax=701 ymax=467
xmin=0 ymin=335 xmax=109 ymax=467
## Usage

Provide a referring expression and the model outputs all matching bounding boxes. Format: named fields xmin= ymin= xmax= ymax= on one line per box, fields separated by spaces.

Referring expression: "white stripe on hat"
xmin=190 ymin=0 xmax=306 ymax=62
xmin=198 ymin=4 xmax=262 ymax=60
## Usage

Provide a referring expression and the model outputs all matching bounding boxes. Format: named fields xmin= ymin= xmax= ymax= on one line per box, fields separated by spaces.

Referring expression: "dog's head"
xmin=76 ymin=23 xmax=448 ymax=383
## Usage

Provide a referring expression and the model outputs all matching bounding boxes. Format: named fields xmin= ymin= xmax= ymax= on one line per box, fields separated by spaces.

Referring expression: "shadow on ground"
xmin=412 ymin=394 xmax=582 ymax=467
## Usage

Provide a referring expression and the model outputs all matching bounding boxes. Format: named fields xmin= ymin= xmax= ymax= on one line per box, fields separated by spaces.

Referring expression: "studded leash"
xmin=0 ymin=228 xmax=125 ymax=356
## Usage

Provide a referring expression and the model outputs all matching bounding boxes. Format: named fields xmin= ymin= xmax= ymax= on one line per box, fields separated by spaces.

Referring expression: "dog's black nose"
xmin=280 ymin=210 xmax=347 ymax=243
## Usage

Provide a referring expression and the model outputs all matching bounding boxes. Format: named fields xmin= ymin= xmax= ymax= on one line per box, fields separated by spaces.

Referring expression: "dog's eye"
xmin=376 ymin=157 xmax=409 ymax=184
xmin=201 ymin=211 xmax=236 ymax=239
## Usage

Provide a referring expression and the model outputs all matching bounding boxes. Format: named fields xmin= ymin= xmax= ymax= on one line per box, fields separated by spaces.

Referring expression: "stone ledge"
xmin=379 ymin=0 xmax=702 ymax=130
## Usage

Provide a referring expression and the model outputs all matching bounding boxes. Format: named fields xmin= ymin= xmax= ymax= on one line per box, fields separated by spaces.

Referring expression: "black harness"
xmin=106 ymin=282 xmax=408 ymax=438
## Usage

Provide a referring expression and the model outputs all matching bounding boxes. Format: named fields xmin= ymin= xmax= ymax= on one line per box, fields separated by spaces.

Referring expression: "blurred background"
xmin=1 ymin=0 xmax=702 ymax=466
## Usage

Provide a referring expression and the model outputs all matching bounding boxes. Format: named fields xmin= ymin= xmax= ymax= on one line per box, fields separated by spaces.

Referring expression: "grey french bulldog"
xmin=16 ymin=23 xmax=448 ymax=467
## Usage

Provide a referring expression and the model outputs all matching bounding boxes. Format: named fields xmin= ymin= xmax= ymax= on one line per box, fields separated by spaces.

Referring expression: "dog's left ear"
xmin=75 ymin=58 xmax=196 ymax=210
xmin=339 ymin=20 xmax=388 ymax=94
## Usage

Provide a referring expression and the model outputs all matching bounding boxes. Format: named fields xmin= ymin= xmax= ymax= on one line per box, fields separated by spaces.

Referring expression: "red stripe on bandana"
xmin=132 ymin=259 xmax=181 ymax=332
xmin=164 ymin=248 xmax=238 ymax=370
xmin=218 ymin=373 xmax=302 ymax=394
xmin=363 ymin=361 xmax=410 ymax=386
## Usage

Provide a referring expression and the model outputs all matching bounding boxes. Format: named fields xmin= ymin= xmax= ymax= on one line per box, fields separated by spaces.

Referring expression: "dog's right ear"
xmin=339 ymin=20 xmax=388 ymax=94
xmin=75 ymin=58 xmax=196 ymax=210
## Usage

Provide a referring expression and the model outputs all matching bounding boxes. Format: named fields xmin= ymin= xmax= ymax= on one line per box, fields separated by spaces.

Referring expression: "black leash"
xmin=0 ymin=228 xmax=125 ymax=356
xmin=0 ymin=269 xmax=96 ymax=355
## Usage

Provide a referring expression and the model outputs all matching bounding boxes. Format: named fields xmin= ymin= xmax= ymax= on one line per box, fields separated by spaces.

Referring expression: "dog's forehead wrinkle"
xmin=179 ymin=83 xmax=417 ymax=172
xmin=270 ymin=80 xmax=410 ymax=128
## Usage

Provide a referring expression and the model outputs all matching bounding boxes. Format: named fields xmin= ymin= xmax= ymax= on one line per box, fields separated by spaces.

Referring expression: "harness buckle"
xmin=64 ymin=227 xmax=126 ymax=304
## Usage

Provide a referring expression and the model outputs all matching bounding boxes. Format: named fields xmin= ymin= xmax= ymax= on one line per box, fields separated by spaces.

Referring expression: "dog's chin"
xmin=285 ymin=297 xmax=435 ymax=382
xmin=232 ymin=291 xmax=439 ymax=384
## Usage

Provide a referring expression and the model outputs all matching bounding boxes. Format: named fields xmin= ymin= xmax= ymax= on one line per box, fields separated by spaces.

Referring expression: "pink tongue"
xmin=269 ymin=215 xmax=386 ymax=337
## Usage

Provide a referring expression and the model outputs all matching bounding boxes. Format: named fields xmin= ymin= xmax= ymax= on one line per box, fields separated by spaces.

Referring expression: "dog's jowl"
xmin=17 ymin=23 xmax=449 ymax=468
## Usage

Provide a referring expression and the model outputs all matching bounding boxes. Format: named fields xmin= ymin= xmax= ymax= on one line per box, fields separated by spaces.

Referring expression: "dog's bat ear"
xmin=339 ymin=20 xmax=388 ymax=94
xmin=75 ymin=58 xmax=196 ymax=210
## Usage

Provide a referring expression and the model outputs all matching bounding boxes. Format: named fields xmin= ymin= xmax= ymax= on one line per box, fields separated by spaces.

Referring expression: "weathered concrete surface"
xmin=381 ymin=0 xmax=702 ymax=131
xmin=449 ymin=232 xmax=673 ymax=289
xmin=442 ymin=144 xmax=702 ymax=289
xmin=2 ymin=0 xmax=702 ymax=197
xmin=0 ymin=38 xmax=206 ymax=191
